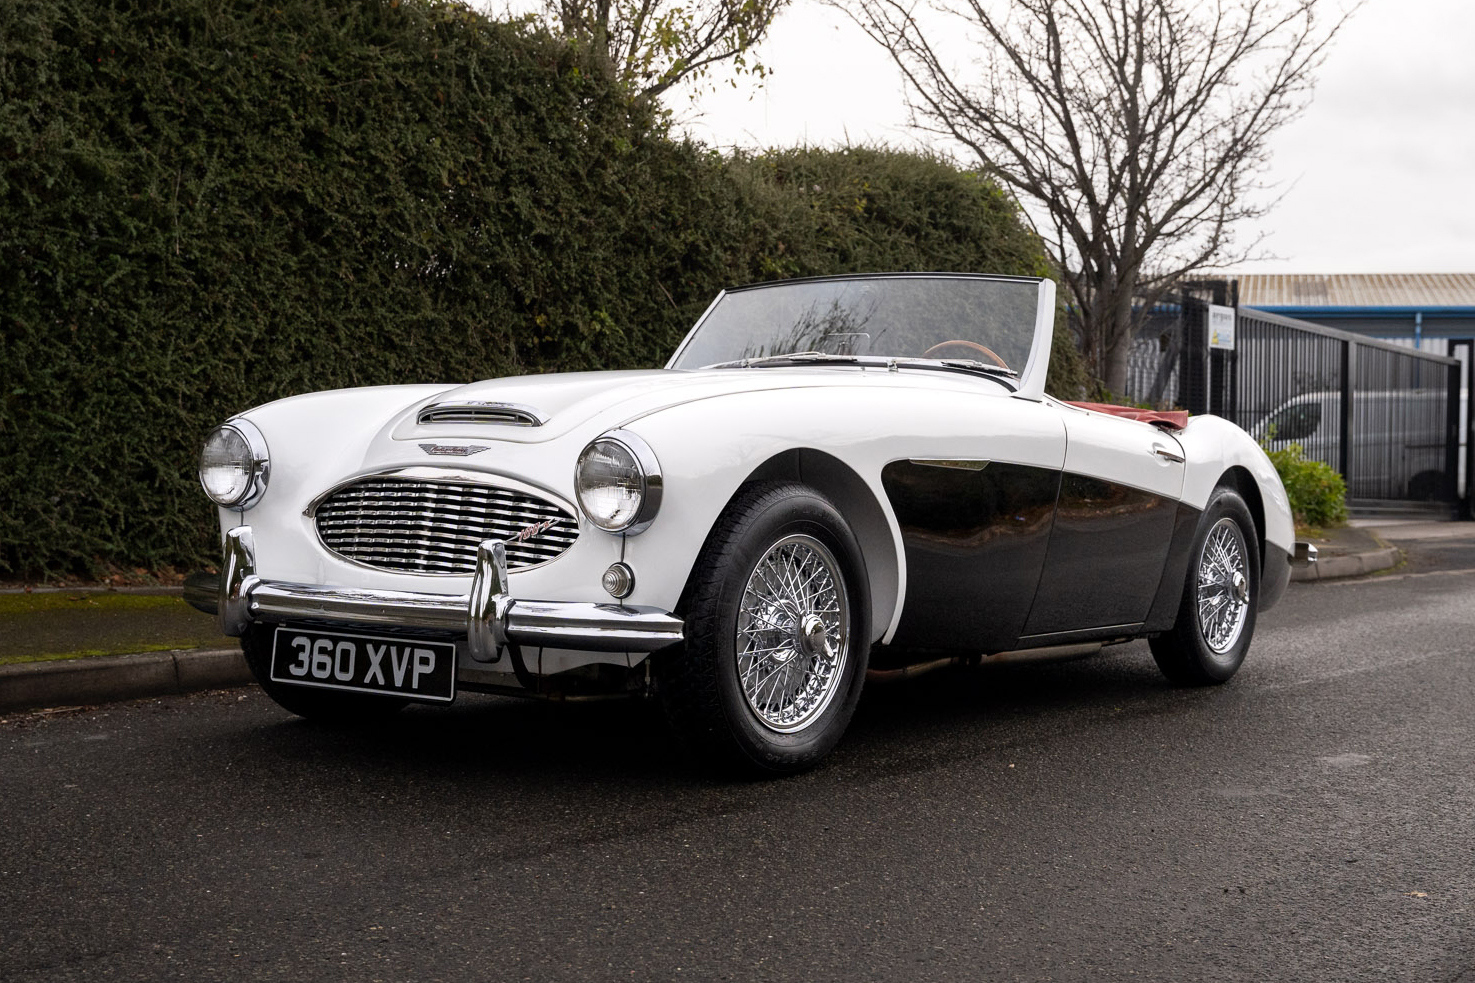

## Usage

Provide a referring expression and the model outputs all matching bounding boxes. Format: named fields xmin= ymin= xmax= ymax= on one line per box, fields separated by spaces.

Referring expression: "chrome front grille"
xmin=314 ymin=477 xmax=579 ymax=575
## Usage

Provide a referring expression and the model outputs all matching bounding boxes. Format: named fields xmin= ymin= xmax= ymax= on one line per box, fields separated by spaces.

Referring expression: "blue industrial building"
xmin=1237 ymin=273 xmax=1475 ymax=357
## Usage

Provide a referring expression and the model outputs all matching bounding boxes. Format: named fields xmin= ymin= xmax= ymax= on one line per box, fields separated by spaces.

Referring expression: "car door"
xmin=1022 ymin=403 xmax=1186 ymax=638
xmin=880 ymin=394 xmax=1068 ymax=652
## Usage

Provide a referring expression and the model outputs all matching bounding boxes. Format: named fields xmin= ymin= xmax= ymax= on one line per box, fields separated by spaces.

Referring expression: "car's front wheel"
xmin=1149 ymin=487 xmax=1260 ymax=685
xmin=241 ymin=625 xmax=408 ymax=722
xmin=658 ymin=482 xmax=871 ymax=774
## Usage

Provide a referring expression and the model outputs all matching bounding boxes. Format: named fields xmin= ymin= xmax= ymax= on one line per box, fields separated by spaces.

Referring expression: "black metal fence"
xmin=1127 ymin=292 xmax=1464 ymax=514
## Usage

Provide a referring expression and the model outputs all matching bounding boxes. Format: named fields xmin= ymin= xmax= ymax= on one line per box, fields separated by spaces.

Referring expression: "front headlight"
xmin=199 ymin=420 xmax=270 ymax=508
xmin=574 ymin=430 xmax=662 ymax=534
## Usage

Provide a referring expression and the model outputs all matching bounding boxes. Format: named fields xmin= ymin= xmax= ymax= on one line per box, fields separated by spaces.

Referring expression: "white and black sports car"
xmin=188 ymin=273 xmax=1314 ymax=772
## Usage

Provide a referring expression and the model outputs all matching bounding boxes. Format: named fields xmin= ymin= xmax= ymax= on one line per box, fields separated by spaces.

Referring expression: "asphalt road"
xmin=3 ymin=541 xmax=1473 ymax=982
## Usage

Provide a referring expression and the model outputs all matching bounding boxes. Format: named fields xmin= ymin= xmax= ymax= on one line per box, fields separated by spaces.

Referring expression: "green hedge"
xmin=0 ymin=0 xmax=1081 ymax=578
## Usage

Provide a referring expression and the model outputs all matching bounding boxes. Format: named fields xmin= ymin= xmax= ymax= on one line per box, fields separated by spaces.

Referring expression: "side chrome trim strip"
xmin=909 ymin=458 xmax=990 ymax=470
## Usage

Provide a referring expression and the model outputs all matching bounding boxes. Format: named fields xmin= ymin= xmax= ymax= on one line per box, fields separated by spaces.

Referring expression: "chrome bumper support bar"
xmin=200 ymin=525 xmax=685 ymax=658
xmin=1292 ymin=541 xmax=1319 ymax=567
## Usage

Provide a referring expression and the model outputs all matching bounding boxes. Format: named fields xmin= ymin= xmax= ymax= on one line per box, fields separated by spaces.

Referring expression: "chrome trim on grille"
xmin=417 ymin=401 xmax=546 ymax=427
xmin=308 ymin=468 xmax=579 ymax=576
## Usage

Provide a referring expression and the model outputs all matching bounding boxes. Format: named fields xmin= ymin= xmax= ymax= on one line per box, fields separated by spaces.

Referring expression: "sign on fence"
xmin=1208 ymin=304 xmax=1236 ymax=350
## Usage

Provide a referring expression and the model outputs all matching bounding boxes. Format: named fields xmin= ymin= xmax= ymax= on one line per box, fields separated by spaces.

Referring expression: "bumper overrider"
xmin=185 ymin=527 xmax=685 ymax=660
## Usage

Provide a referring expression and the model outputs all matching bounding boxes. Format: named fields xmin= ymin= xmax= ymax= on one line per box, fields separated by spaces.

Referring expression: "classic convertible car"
xmin=187 ymin=273 xmax=1314 ymax=772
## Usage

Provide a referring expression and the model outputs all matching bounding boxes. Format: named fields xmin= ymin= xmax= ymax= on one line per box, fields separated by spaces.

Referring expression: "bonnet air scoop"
xmin=416 ymin=401 xmax=546 ymax=427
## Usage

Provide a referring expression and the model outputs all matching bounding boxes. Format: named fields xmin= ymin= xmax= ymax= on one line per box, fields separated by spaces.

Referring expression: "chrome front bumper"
xmin=185 ymin=526 xmax=685 ymax=660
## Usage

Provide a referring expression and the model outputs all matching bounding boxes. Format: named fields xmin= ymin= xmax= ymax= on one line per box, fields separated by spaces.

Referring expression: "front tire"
xmin=1149 ymin=488 xmax=1260 ymax=686
xmin=658 ymin=482 xmax=871 ymax=774
xmin=241 ymin=625 xmax=408 ymax=722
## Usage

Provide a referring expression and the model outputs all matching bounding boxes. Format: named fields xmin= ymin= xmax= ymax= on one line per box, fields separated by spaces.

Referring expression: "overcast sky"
xmin=669 ymin=0 xmax=1475 ymax=275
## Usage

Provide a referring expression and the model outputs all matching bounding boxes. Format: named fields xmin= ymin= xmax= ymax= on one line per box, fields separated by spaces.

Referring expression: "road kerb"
xmin=1291 ymin=545 xmax=1401 ymax=582
xmin=0 ymin=647 xmax=250 ymax=714
xmin=0 ymin=535 xmax=1418 ymax=714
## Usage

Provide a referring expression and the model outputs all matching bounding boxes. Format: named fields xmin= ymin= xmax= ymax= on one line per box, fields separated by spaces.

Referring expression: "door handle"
xmin=1152 ymin=444 xmax=1185 ymax=464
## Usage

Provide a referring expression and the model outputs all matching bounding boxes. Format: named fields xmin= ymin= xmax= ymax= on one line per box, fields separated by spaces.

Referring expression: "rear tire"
xmin=657 ymin=482 xmax=871 ymax=775
xmin=241 ymin=625 xmax=408 ymax=722
xmin=1149 ymin=488 xmax=1260 ymax=686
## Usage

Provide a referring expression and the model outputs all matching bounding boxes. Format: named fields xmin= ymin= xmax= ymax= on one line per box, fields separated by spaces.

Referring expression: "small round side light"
xmin=602 ymin=562 xmax=635 ymax=599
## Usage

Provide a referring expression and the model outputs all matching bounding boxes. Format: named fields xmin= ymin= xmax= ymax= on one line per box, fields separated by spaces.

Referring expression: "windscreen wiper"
xmin=705 ymin=352 xmax=868 ymax=369
xmin=704 ymin=353 xmax=1019 ymax=381
xmin=894 ymin=357 xmax=1019 ymax=379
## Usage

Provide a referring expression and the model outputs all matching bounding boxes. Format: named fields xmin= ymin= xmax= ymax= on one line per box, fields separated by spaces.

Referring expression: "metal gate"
xmin=1128 ymin=291 xmax=1465 ymax=516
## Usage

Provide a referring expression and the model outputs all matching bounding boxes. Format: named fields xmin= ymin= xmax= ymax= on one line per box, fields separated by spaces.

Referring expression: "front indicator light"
xmin=602 ymin=562 xmax=635 ymax=599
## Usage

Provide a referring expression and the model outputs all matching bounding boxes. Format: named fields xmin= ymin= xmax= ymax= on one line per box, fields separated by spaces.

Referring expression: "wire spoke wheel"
xmin=1196 ymin=518 xmax=1250 ymax=656
xmin=735 ymin=534 xmax=850 ymax=734
xmin=1150 ymin=488 xmax=1257 ymax=687
xmin=658 ymin=482 xmax=869 ymax=773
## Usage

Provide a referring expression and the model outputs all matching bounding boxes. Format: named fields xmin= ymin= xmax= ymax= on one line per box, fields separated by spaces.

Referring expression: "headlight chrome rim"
xmin=199 ymin=419 xmax=270 ymax=509
xmin=574 ymin=429 xmax=662 ymax=534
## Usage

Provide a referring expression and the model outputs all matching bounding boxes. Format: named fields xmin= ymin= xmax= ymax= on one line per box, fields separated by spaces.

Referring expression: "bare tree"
xmin=842 ymin=0 xmax=1353 ymax=394
xmin=546 ymin=0 xmax=787 ymax=103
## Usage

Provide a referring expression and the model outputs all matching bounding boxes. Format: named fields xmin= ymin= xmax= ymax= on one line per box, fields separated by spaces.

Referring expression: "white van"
xmin=1253 ymin=389 xmax=1467 ymax=499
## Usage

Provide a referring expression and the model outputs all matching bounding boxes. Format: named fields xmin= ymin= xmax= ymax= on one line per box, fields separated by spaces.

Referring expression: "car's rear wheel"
xmin=241 ymin=625 xmax=408 ymax=722
xmin=1149 ymin=487 xmax=1260 ymax=685
xmin=658 ymin=482 xmax=870 ymax=774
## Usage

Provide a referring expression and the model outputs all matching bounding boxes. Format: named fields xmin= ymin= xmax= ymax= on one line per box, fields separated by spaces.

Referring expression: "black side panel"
xmin=1142 ymin=502 xmax=1203 ymax=632
xmin=1259 ymin=547 xmax=1291 ymax=614
xmin=882 ymin=461 xmax=1060 ymax=651
xmin=1024 ymin=474 xmax=1178 ymax=635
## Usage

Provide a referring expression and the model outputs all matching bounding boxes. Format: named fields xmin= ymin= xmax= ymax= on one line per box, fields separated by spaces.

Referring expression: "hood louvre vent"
xmin=417 ymin=401 xmax=546 ymax=427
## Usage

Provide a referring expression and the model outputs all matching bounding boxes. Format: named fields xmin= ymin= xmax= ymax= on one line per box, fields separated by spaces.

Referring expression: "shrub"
xmin=1264 ymin=443 xmax=1348 ymax=527
xmin=725 ymin=147 xmax=1090 ymax=398
xmin=0 ymin=0 xmax=1083 ymax=578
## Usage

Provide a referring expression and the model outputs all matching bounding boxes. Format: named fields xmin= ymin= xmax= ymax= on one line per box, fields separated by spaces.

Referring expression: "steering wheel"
xmin=921 ymin=339 xmax=1010 ymax=370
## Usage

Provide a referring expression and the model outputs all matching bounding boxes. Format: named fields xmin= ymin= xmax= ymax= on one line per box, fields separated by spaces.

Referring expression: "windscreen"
xmin=670 ymin=275 xmax=1041 ymax=373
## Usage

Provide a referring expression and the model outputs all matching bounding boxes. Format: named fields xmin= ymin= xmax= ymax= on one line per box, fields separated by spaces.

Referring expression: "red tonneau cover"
xmin=1066 ymin=401 xmax=1189 ymax=431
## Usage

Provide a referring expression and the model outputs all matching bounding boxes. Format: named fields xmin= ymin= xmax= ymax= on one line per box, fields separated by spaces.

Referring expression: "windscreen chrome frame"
xmin=663 ymin=273 xmax=1055 ymax=400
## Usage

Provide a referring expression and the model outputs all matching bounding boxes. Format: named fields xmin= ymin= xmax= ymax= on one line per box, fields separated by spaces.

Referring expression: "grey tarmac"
xmin=1 ymin=537 xmax=1473 ymax=982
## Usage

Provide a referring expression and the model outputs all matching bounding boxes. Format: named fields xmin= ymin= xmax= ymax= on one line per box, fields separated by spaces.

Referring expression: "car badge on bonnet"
xmin=418 ymin=443 xmax=489 ymax=457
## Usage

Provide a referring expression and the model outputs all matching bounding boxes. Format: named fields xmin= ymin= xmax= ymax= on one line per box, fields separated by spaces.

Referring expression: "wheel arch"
xmin=1175 ymin=413 xmax=1294 ymax=557
xmin=731 ymin=448 xmax=901 ymax=645
xmin=1218 ymin=465 xmax=1267 ymax=571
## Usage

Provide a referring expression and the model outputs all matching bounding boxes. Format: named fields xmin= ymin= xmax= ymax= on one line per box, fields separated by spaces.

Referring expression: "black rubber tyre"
xmin=241 ymin=625 xmax=408 ymax=722
xmin=1150 ymin=487 xmax=1260 ymax=686
xmin=657 ymin=482 xmax=871 ymax=775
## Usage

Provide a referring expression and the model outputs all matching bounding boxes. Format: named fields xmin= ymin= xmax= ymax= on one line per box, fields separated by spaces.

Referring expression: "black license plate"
xmin=270 ymin=627 xmax=456 ymax=703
